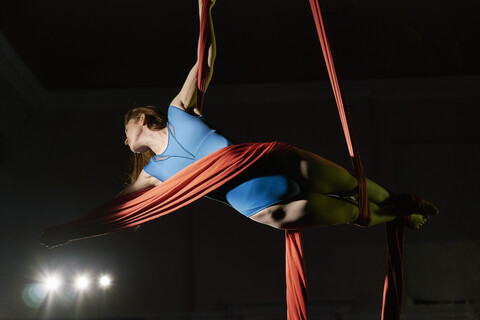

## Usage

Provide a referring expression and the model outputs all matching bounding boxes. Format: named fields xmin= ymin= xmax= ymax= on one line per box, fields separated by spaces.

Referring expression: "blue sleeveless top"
xmin=144 ymin=106 xmax=232 ymax=181
xmin=144 ymin=106 xmax=300 ymax=217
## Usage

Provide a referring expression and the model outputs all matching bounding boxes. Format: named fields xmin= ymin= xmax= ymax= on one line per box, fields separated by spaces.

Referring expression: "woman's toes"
xmin=410 ymin=213 xmax=428 ymax=229
xmin=421 ymin=199 xmax=439 ymax=216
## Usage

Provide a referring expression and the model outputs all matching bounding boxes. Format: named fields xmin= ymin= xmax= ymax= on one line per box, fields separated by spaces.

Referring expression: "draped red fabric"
xmin=42 ymin=142 xmax=295 ymax=247
xmin=307 ymin=0 xmax=404 ymax=319
xmin=196 ymin=2 xmax=309 ymax=318
xmin=196 ymin=0 xmax=213 ymax=114
xmin=381 ymin=223 xmax=405 ymax=320
xmin=307 ymin=0 xmax=369 ymax=226
xmin=285 ymin=230 xmax=308 ymax=320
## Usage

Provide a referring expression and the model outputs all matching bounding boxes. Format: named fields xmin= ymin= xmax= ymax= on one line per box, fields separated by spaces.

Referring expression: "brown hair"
xmin=124 ymin=106 xmax=167 ymax=184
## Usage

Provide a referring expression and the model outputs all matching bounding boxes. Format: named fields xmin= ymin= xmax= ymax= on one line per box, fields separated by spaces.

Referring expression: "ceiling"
xmin=0 ymin=0 xmax=477 ymax=91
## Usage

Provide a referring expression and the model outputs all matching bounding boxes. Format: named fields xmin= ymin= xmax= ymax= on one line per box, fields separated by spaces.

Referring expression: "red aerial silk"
xmin=307 ymin=1 xmax=405 ymax=319
xmin=196 ymin=4 xmax=310 ymax=318
xmin=285 ymin=230 xmax=308 ymax=320
xmin=382 ymin=224 xmax=405 ymax=320
xmin=42 ymin=142 xmax=295 ymax=246
xmin=196 ymin=0 xmax=214 ymax=113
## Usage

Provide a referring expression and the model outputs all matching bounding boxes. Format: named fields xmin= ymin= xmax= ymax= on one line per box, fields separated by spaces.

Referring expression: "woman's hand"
xmin=40 ymin=227 xmax=70 ymax=249
xmin=118 ymin=169 xmax=161 ymax=197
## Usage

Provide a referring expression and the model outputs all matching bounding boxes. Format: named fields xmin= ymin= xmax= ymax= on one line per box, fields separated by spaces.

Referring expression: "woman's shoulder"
xmin=168 ymin=105 xmax=203 ymax=125
xmin=169 ymin=105 xmax=202 ymax=118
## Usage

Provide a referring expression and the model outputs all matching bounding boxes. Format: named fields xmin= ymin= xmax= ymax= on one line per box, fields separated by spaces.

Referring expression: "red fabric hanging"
xmin=382 ymin=223 xmax=405 ymax=320
xmin=307 ymin=0 xmax=369 ymax=226
xmin=42 ymin=142 xmax=295 ymax=247
xmin=285 ymin=230 xmax=308 ymax=320
xmin=307 ymin=1 xmax=404 ymax=319
xmin=196 ymin=0 xmax=213 ymax=114
xmin=196 ymin=2 xmax=309 ymax=318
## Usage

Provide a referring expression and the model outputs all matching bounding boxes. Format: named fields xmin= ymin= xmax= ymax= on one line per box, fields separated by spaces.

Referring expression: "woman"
xmin=118 ymin=11 xmax=437 ymax=230
xmin=122 ymin=104 xmax=436 ymax=231
xmin=113 ymin=1 xmax=437 ymax=231
xmin=41 ymin=1 xmax=437 ymax=249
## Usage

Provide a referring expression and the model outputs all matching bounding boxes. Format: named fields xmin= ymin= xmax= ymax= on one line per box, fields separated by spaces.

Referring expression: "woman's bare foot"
xmin=409 ymin=213 xmax=428 ymax=229
xmin=420 ymin=199 xmax=439 ymax=217
xmin=387 ymin=192 xmax=439 ymax=218
xmin=395 ymin=213 xmax=429 ymax=229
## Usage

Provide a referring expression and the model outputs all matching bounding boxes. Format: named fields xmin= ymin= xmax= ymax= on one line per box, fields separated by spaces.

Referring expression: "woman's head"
xmin=124 ymin=105 xmax=167 ymax=184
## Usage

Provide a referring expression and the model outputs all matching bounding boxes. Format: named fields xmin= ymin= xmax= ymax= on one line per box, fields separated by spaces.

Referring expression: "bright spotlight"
xmin=43 ymin=275 xmax=61 ymax=292
xmin=98 ymin=275 xmax=112 ymax=288
xmin=75 ymin=275 xmax=90 ymax=290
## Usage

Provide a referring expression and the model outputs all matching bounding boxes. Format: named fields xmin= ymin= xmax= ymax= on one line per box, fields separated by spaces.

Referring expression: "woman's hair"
xmin=124 ymin=105 xmax=167 ymax=185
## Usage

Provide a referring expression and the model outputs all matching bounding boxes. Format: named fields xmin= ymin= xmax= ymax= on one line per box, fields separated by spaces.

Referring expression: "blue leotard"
xmin=144 ymin=106 xmax=232 ymax=181
xmin=144 ymin=106 xmax=300 ymax=217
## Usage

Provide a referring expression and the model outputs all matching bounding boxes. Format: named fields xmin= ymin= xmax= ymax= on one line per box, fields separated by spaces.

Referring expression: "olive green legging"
xmin=289 ymin=149 xmax=398 ymax=227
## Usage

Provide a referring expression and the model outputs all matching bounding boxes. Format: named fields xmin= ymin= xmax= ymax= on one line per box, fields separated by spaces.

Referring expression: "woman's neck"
xmin=146 ymin=127 xmax=169 ymax=155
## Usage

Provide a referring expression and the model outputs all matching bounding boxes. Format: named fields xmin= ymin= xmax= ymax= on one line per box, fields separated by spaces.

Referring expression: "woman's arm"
xmin=41 ymin=170 xmax=161 ymax=248
xmin=170 ymin=61 xmax=202 ymax=115
xmin=117 ymin=169 xmax=161 ymax=197
xmin=170 ymin=0 xmax=216 ymax=115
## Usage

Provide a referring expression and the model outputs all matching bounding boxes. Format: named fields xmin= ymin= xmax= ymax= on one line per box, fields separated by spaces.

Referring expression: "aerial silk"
xmin=43 ymin=1 xmax=404 ymax=319
xmin=307 ymin=1 xmax=404 ymax=319
xmin=285 ymin=229 xmax=308 ymax=319
xmin=196 ymin=0 xmax=216 ymax=113
xmin=42 ymin=142 xmax=295 ymax=246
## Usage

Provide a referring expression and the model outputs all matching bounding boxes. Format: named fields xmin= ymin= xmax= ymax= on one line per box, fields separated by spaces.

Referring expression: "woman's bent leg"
xmin=304 ymin=193 xmax=397 ymax=227
xmin=291 ymin=149 xmax=390 ymax=204
xmin=251 ymin=148 xmax=435 ymax=230
xmin=250 ymin=192 xmax=397 ymax=229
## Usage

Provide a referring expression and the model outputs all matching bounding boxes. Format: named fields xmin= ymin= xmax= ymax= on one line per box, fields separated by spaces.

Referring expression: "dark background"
xmin=0 ymin=0 xmax=479 ymax=319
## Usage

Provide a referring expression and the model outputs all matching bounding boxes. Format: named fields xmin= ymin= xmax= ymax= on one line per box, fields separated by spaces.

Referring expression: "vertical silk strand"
xmin=285 ymin=230 xmax=308 ymax=320
xmin=196 ymin=0 xmax=212 ymax=114
xmin=381 ymin=223 xmax=405 ymax=320
xmin=196 ymin=3 xmax=311 ymax=319
xmin=307 ymin=1 xmax=404 ymax=319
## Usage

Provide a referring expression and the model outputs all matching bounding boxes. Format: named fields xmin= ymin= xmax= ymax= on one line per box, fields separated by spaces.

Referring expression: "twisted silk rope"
xmin=307 ymin=1 xmax=405 ymax=319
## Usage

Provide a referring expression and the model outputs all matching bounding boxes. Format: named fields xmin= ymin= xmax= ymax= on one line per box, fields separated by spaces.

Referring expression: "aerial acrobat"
xmin=42 ymin=1 xmax=438 ymax=319
xmin=41 ymin=0 xmax=437 ymax=252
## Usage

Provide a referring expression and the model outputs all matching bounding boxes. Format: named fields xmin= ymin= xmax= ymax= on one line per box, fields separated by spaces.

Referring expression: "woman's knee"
xmin=294 ymin=149 xmax=358 ymax=194
xmin=305 ymin=194 xmax=360 ymax=225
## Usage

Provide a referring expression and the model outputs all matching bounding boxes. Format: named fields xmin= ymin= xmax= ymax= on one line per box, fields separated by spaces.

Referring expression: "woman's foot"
xmin=420 ymin=199 xmax=439 ymax=216
xmin=409 ymin=213 xmax=428 ymax=229
xmin=396 ymin=213 xmax=429 ymax=229
xmin=388 ymin=192 xmax=439 ymax=217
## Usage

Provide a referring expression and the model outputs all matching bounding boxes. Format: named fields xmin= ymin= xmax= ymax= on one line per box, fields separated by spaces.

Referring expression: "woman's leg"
xmin=287 ymin=148 xmax=390 ymax=204
xmin=268 ymin=148 xmax=433 ymax=228
xmin=303 ymin=192 xmax=396 ymax=226
xmin=250 ymin=192 xmax=426 ymax=230
xmin=291 ymin=149 xmax=438 ymax=215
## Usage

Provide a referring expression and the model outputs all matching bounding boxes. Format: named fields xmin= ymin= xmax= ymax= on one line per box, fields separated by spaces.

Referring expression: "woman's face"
xmin=124 ymin=117 xmax=150 ymax=153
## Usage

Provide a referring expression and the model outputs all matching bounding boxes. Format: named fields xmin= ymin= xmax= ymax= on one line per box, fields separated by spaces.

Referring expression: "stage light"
xmin=43 ymin=275 xmax=61 ymax=292
xmin=98 ymin=275 xmax=112 ymax=288
xmin=75 ymin=275 xmax=90 ymax=291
